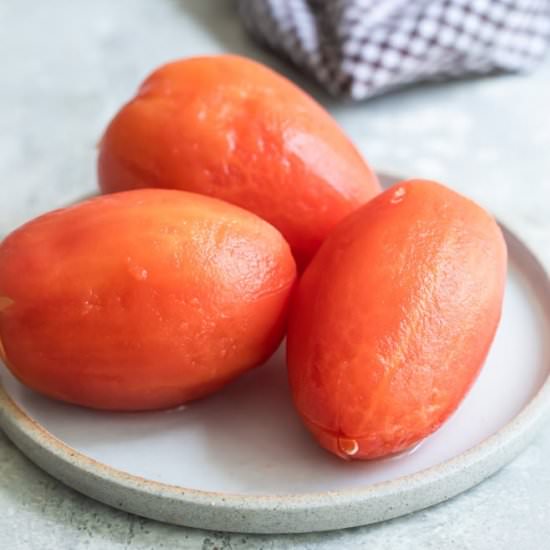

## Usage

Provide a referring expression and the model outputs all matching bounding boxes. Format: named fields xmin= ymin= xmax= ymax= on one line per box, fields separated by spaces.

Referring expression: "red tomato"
xmin=0 ymin=189 xmax=296 ymax=411
xmin=98 ymin=55 xmax=380 ymax=268
xmin=287 ymin=180 xmax=507 ymax=460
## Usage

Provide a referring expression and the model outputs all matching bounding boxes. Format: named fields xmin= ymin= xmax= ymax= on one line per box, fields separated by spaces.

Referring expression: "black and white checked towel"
xmin=239 ymin=0 xmax=550 ymax=99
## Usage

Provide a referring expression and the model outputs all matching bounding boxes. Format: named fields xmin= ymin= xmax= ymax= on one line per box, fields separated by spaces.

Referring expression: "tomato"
xmin=98 ymin=55 xmax=380 ymax=269
xmin=286 ymin=180 xmax=507 ymax=460
xmin=0 ymin=189 xmax=296 ymax=410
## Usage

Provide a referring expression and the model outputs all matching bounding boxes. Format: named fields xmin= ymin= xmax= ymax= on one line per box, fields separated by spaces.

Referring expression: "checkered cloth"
xmin=238 ymin=0 xmax=550 ymax=100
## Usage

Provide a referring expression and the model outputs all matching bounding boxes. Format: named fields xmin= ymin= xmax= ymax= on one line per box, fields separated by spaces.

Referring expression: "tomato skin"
xmin=97 ymin=55 xmax=380 ymax=269
xmin=286 ymin=180 xmax=507 ymax=460
xmin=0 ymin=189 xmax=296 ymax=411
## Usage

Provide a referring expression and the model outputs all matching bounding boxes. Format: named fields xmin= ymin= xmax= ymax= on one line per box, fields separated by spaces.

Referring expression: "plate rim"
xmin=1 ymin=221 xmax=550 ymax=533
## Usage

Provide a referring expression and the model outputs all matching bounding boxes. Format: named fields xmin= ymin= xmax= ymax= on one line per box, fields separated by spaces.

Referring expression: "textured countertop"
xmin=1 ymin=1 xmax=549 ymax=548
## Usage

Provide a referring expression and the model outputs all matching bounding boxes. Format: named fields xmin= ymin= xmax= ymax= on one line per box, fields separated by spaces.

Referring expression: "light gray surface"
xmin=0 ymin=0 xmax=549 ymax=548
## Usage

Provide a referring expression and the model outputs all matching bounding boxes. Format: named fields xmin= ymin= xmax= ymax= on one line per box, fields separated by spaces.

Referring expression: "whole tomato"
xmin=98 ymin=55 xmax=380 ymax=268
xmin=287 ymin=180 xmax=507 ymax=460
xmin=0 ymin=189 xmax=296 ymax=410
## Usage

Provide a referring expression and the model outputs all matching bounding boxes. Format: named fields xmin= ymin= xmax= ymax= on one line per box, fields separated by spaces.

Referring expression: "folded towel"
xmin=239 ymin=0 xmax=550 ymax=99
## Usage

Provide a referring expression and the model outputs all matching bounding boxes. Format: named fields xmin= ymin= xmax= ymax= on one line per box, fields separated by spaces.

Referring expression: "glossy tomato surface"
xmin=287 ymin=180 xmax=507 ymax=460
xmin=98 ymin=55 xmax=380 ymax=268
xmin=0 ymin=189 xmax=296 ymax=410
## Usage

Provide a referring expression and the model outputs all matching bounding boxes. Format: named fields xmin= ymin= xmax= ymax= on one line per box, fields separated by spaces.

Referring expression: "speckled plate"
xmin=1 ymin=176 xmax=550 ymax=534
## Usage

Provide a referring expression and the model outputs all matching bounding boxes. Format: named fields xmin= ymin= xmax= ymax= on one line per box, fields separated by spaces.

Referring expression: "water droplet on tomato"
xmin=338 ymin=437 xmax=359 ymax=457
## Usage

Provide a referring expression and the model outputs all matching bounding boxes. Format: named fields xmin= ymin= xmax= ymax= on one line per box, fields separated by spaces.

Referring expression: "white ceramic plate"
xmin=1 ymin=177 xmax=550 ymax=534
